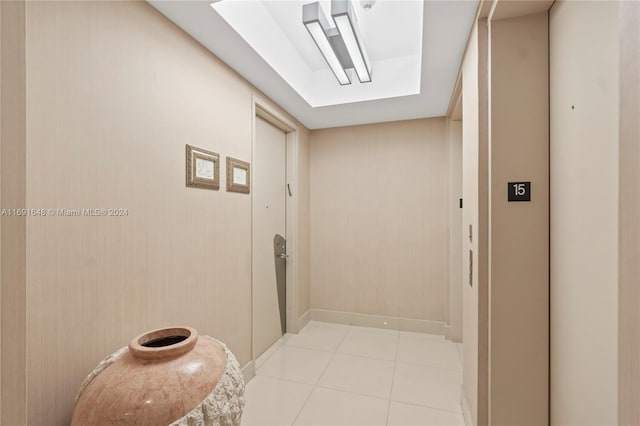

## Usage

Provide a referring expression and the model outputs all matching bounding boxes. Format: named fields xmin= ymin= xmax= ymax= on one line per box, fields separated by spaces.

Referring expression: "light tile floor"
xmin=242 ymin=321 xmax=465 ymax=426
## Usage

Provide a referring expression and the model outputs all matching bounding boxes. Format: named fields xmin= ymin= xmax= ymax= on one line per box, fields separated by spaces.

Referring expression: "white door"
xmin=253 ymin=116 xmax=287 ymax=358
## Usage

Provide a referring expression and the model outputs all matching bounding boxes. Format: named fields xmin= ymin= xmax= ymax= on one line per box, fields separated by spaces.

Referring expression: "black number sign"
xmin=508 ymin=182 xmax=531 ymax=202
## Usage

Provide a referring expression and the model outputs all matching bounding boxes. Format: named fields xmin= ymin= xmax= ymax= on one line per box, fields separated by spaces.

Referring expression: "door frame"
xmin=250 ymin=95 xmax=301 ymax=364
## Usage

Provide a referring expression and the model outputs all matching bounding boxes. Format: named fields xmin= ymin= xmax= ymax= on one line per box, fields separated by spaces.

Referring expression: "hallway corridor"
xmin=242 ymin=321 xmax=464 ymax=426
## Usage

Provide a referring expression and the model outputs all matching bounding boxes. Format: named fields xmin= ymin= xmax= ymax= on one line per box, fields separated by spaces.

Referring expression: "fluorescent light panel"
xmin=305 ymin=21 xmax=351 ymax=85
xmin=333 ymin=13 xmax=371 ymax=83
xmin=303 ymin=2 xmax=351 ymax=86
xmin=304 ymin=0 xmax=372 ymax=86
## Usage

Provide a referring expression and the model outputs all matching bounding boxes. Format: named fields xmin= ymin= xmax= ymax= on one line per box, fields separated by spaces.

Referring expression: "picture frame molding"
xmin=186 ymin=144 xmax=220 ymax=190
xmin=226 ymin=156 xmax=251 ymax=194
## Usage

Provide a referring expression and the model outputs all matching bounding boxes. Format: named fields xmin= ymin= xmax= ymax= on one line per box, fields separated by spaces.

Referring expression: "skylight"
xmin=211 ymin=0 xmax=423 ymax=108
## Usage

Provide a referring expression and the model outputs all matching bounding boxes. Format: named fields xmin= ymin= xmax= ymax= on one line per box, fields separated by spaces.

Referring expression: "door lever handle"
xmin=279 ymin=253 xmax=289 ymax=259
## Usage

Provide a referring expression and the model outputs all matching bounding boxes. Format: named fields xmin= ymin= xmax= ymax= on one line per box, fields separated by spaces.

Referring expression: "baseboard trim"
xmin=461 ymin=386 xmax=473 ymax=426
xmin=297 ymin=309 xmax=311 ymax=331
xmin=241 ymin=361 xmax=255 ymax=384
xmin=309 ymin=309 xmax=447 ymax=336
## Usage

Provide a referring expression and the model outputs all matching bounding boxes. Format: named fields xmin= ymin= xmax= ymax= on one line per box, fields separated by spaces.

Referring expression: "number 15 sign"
xmin=508 ymin=182 xmax=531 ymax=202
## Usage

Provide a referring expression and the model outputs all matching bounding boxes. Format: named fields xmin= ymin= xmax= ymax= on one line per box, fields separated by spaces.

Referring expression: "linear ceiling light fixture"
xmin=302 ymin=2 xmax=351 ymax=85
xmin=303 ymin=0 xmax=372 ymax=86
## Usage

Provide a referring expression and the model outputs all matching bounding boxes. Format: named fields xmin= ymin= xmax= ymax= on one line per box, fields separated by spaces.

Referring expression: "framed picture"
xmin=186 ymin=144 xmax=220 ymax=190
xmin=226 ymin=157 xmax=250 ymax=194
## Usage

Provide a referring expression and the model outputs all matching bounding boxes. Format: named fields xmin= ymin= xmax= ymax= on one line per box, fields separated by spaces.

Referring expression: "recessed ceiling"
xmin=212 ymin=0 xmax=423 ymax=107
xmin=148 ymin=0 xmax=478 ymax=129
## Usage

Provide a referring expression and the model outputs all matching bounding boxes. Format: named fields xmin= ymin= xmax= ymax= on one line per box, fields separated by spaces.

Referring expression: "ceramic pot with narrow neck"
xmin=71 ymin=326 xmax=245 ymax=426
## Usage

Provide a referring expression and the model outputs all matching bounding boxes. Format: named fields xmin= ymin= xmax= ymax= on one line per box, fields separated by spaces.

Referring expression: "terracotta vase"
xmin=71 ymin=326 xmax=245 ymax=425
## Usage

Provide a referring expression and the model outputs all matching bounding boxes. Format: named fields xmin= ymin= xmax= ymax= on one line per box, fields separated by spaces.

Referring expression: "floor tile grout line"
xmin=385 ymin=328 xmax=401 ymax=426
xmin=289 ymin=324 xmax=352 ymax=425
xmin=396 ymin=337 xmax=459 ymax=348
xmin=323 ymin=351 xmax=397 ymax=365
xmin=284 ymin=344 xmax=342 ymax=354
xmin=389 ymin=399 xmax=464 ymax=415
xmin=392 ymin=359 xmax=463 ymax=373
xmin=284 ymin=321 xmax=352 ymax=354
xmin=254 ymin=372 xmax=324 ymax=388
xmin=392 ymin=357 xmax=464 ymax=377
xmin=388 ymin=398 xmax=466 ymax=415
xmin=313 ymin=383 xmax=391 ymax=402
xmin=252 ymin=370 xmax=464 ymax=419
xmin=314 ymin=323 xmax=351 ymax=386
xmin=398 ymin=341 xmax=457 ymax=349
xmin=398 ymin=335 xmax=448 ymax=342
xmin=331 ymin=326 xmax=401 ymax=364
xmin=257 ymin=322 xmax=354 ymax=383
xmin=330 ymin=350 xmax=398 ymax=363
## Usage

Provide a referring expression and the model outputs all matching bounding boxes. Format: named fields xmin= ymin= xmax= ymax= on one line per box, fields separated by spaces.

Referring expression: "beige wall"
xmin=619 ymin=1 xmax=640 ymax=423
xmin=1 ymin=1 xmax=27 ymax=424
xmin=297 ymin=126 xmax=311 ymax=320
xmin=5 ymin=1 xmax=311 ymax=424
xmin=309 ymin=118 xmax=450 ymax=322
xmin=550 ymin=1 xmax=619 ymax=424
xmin=489 ymin=11 xmax=550 ymax=424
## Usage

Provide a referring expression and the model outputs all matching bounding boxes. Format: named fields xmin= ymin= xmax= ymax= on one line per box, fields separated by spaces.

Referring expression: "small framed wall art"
xmin=226 ymin=157 xmax=250 ymax=194
xmin=186 ymin=144 xmax=220 ymax=190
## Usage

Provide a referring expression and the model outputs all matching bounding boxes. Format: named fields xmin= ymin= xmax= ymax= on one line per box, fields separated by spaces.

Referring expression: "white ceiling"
xmin=148 ymin=0 xmax=479 ymax=129
xmin=211 ymin=0 xmax=423 ymax=108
